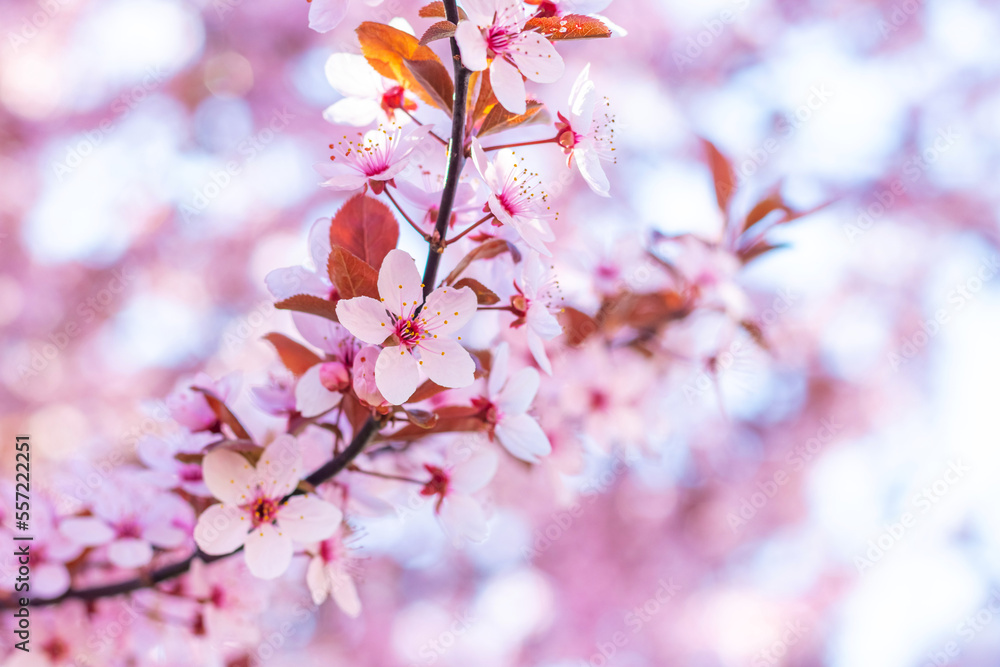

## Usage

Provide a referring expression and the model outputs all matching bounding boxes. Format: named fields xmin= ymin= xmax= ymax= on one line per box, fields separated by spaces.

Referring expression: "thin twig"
xmin=446 ymin=214 xmax=492 ymax=246
xmin=384 ymin=187 xmax=430 ymax=241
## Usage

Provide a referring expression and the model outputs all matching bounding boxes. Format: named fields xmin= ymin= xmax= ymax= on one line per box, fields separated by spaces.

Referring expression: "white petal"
xmin=496 ymin=367 xmax=539 ymax=414
xmin=108 ymin=538 xmax=153 ymax=568
xmin=569 ymin=70 xmax=597 ymax=130
xmin=244 ymin=524 xmax=294 ymax=579
xmin=575 ymin=141 xmax=611 ymax=197
xmin=202 ymin=449 xmax=257 ymax=505
xmin=324 ymin=53 xmax=383 ymax=98
xmin=316 ymin=162 xmax=369 ymax=190
xmin=460 ymin=0 xmax=494 ymax=26
xmin=308 ymin=216 xmax=333 ymax=271
xmin=59 ymin=517 xmax=115 ymax=547
xmin=488 ymin=342 xmax=510 ymax=398
xmin=495 ymin=413 xmax=552 ymax=462
xmin=509 ymin=32 xmax=564 ymax=83
xmin=278 ymin=496 xmax=342 ymax=543
xmin=296 ymin=365 xmax=343 ymax=418
xmin=439 ymin=495 xmax=490 ymax=544
xmin=294 ymin=314 xmax=347 ymax=354
xmin=323 ymin=98 xmax=382 ymax=127
xmin=336 ymin=296 xmax=393 ymax=345
xmin=33 ymin=563 xmax=70 ymax=599
xmin=450 ymin=448 xmax=499 ymax=494
xmin=470 ymin=137 xmax=491 ymax=182
xmin=329 ymin=564 xmax=362 ymax=617
xmin=489 ymin=57 xmax=527 ymax=115
xmin=265 ymin=267 xmax=328 ymax=300
xmin=527 ymin=329 xmax=553 ymax=375
xmin=509 ymin=216 xmax=554 ymax=256
xmin=417 ymin=337 xmax=476 ymax=389
xmin=308 ymin=0 xmax=348 ymax=33
xmin=455 ymin=21 xmax=488 ymax=71
xmin=375 ymin=346 xmax=421 ymax=404
xmin=377 ymin=249 xmax=423 ymax=319
xmin=307 ymin=556 xmax=331 ymax=605
xmin=420 ymin=285 xmax=477 ymax=334
xmin=194 ymin=504 xmax=249 ymax=555
xmin=258 ymin=434 xmax=304 ymax=499
xmin=527 ymin=303 xmax=563 ymax=339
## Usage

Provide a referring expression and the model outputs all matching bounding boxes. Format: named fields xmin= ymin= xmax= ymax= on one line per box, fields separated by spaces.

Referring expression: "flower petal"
xmin=323 ymin=98 xmax=383 ymax=127
xmin=417 ymin=337 xmax=476 ymax=389
xmin=420 ymin=285 xmax=477 ymax=334
xmin=258 ymin=434 xmax=304 ymax=499
xmin=455 ymin=20 xmax=488 ymax=71
xmin=308 ymin=0 xmax=348 ymax=33
xmin=324 ymin=53 xmax=383 ymax=98
xmin=336 ymin=296 xmax=393 ymax=345
xmin=488 ymin=342 xmax=510 ymax=398
xmin=296 ymin=364 xmax=343 ymax=418
xmin=278 ymin=495 xmax=343 ymax=543
xmin=439 ymin=494 xmax=490 ymax=544
xmin=575 ymin=141 xmax=611 ymax=197
xmin=527 ymin=329 xmax=553 ymax=375
xmin=568 ymin=63 xmax=595 ymax=127
xmin=59 ymin=517 xmax=115 ymax=547
xmin=328 ymin=564 xmax=362 ymax=617
xmin=108 ymin=538 xmax=153 ymax=569
xmin=509 ymin=31 xmax=564 ymax=84
xmin=375 ymin=346 xmax=421 ymax=404
xmin=490 ymin=56 xmax=527 ymax=115
xmin=33 ymin=563 xmax=70 ymax=600
xmin=194 ymin=504 xmax=249 ymax=556
xmin=450 ymin=447 xmax=499 ymax=494
xmin=203 ymin=449 xmax=257 ymax=505
xmin=244 ymin=524 xmax=294 ymax=580
xmin=496 ymin=413 xmax=552 ymax=463
xmin=496 ymin=367 xmax=539 ymax=414
xmin=307 ymin=556 xmax=331 ymax=605
xmin=377 ymin=249 xmax=423 ymax=319
xmin=265 ymin=267 xmax=329 ymax=300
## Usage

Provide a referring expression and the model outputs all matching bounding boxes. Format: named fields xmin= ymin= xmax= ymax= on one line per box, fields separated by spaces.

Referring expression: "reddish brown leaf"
xmin=478 ymin=100 xmax=546 ymax=139
xmin=403 ymin=57 xmax=454 ymax=114
xmin=700 ymin=138 xmax=737 ymax=215
xmin=328 ymin=247 xmax=380 ymax=299
xmin=418 ymin=1 xmax=466 ymax=19
xmin=193 ymin=387 xmax=251 ymax=440
xmin=262 ymin=333 xmax=322 ymax=376
xmin=341 ymin=393 xmax=372 ymax=435
xmin=408 ymin=379 xmax=450 ymax=404
xmin=738 ymin=240 xmax=789 ymax=264
xmin=524 ymin=14 xmax=612 ymax=40
xmin=356 ymin=22 xmax=449 ymax=108
xmin=419 ymin=20 xmax=456 ymax=46
xmin=445 ymin=239 xmax=520 ymax=284
xmin=559 ymin=307 xmax=599 ymax=347
xmin=330 ymin=193 xmax=399 ymax=269
xmin=744 ymin=191 xmax=788 ymax=232
xmin=275 ymin=294 xmax=340 ymax=322
xmin=453 ymin=277 xmax=500 ymax=305
xmin=384 ymin=405 xmax=484 ymax=440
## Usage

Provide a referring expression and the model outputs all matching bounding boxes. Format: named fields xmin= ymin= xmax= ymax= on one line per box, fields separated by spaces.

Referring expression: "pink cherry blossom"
xmin=250 ymin=369 xmax=298 ymax=416
xmin=511 ymin=250 xmax=564 ymax=374
xmin=323 ymin=52 xmax=417 ymax=126
xmin=138 ymin=430 xmax=217 ymax=496
xmin=470 ymin=138 xmax=557 ymax=256
xmin=352 ymin=344 xmax=388 ymax=408
xmin=1 ymin=497 xmax=80 ymax=600
xmin=316 ymin=123 xmax=432 ymax=194
xmin=455 ymin=0 xmax=565 ymax=114
xmin=193 ymin=435 xmax=342 ymax=579
xmin=419 ymin=446 xmax=499 ymax=544
xmin=307 ymin=0 xmax=384 ymax=33
xmin=335 ymin=249 xmax=477 ymax=405
xmin=556 ymin=64 xmax=617 ymax=197
xmin=165 ymin=372 xmax=241 ymax=433
xmin=306 ymin=527 xmax=362 ymax=614
xmin=295 ymin=361 xmax=349 ymax=418
xmin=480 ymin=342 xmax=551 ymax=462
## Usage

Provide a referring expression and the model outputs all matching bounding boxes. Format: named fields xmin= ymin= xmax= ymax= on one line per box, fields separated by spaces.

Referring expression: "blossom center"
xmin=117 ymin=518 xmax=142 ymax=539
xmin=420 ymin=465 xmax=450 ymax=511
xmin=394 ymin=317 xmax=426 ymax=349
xmin=251 ymin=495 xmax=279 ymax=526
xmin=180 ymin=464 xmax=203 ymax=482
xmin=486 ymin=26 xmax=514 ymax=54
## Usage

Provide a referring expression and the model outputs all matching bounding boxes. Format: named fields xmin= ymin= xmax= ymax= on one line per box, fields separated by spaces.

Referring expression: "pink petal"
xmin=258 ymin=434 xmax=304 ymax=499
xmin=194 ymin=504 xmax=249 ymax=555
xmin=488 ymin=342 xmax=510 ymax=398
xmin=294 ymin=313 xmax=347 ymax=354
xmin=108 ymin=538 xmax=153 ymax=569
xmin=575 ymin=141 xmax=611 ymax=196
xmin=296 ymin=364 xmax=343 ymax=418
xmin=59 ymin=517 xmax=115 ymax=547
xmin=244 ymin=524 xmax=293 ymax=579
xmin=421 ymin=285 xmax=478 ymax=334
xmin=33 ymin=563 xmax=70 ymax=599
xmin=417 ymin=337 xmax=476 ymax=389
xmin=353 ymin=345 xmax=385 ymax=407
xmin=265 ymin=267 xmax=329 ymax=301
xmin=569 ymin=67 xmax=597 ymax=130
xmin=308 ymin=0 xmax=348 ymax=33
xmin=308 ymin=216 xmax=333 ymax=272
xmin=459 ymin=0 xmax=494 ymax=26
xmin=455 ymin=20 xmax=488 ymax=71
xmin=496 ymin=367 xmax=539 ymax=414
xmin=307 ymin=556 xmax=331 ymax=605
xmin=509 ymin=31 xmax=564 ymax=83
xmin=316 ymin=161 xmax=368 ymax=190
xmin=509 ymin=216 xmax=555 ymax=256
xmin=202 ymin=449 xmax=257 ymax=505
xmin=336 ymin=296 xmax=393 ymax=345
xmin=278 ymin=495 xmax=342 ymax=543
xmin=496 ymin=413 xmax=552 ymax=462
xmin=375 ymin=346 xmax=421 ymax=405
xmin=527 ymin=329 xmax=553 ymax=375
xmin=328 ymin=563 xmax=362 ymax=617
xmin=324 ymin=53 xmax=383 ymax=98
xmin=450 ymin=448 xmax=499 ymax=494
xmin=489 ymin=56 xmax=527 ymax=115
xmin=377 ymin=249 xmax=423 ymax=319
xmin=439 ymin=495 xmax=490 ymax=544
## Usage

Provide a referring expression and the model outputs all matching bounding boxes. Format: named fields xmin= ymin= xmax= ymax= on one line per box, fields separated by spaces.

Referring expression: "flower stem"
xmin=384 ymin=187 xmax=430 ymax=241
xmin=401 ymin=108 xmax=449 ymax=145
xmin=446 ymin=213 xmax=493 ymax=246
xmin=481 ymin=136 xmax=559 ymax=152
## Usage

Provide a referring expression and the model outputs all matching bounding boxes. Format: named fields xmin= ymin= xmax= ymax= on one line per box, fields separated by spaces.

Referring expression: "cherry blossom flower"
xmin=335 ymin=249 xmax=477 ymax=405
xmin=324 ymin=52 xmax=417 ymax=126
xmin=471 ymin=138 xmax=557 ymax=256
xmin=454 ymin=0 xmax=564 ymax=114
xmin=295 ymin=361 xmax=349 ymax=418
xmin=60 ymin=475 xmax=194 ymax=568
xmin=419 ymin=446 xmax=499 ymax=544
xmin=556 ymin=64 xmax=617 ymax=197
xmin=250 ymin=369 xmax=298 ymax=416
xmin=306 ymin=526 xmax=362 ymax=614
xmin=316 ymin=123 xmax=431 ymax=194
xmin=352 ymin=344 xmax=388 ymax=408
xmin=165 ymin=372 xmax=241 ymax=433
xmin=307 ymin=0 xmax=383 ymax=33
xmin=138 ymin=430 xmax=217 ymax=496
xmin=1 ymin=497 xmax=80 ymax=600
xmin=476 ymin=342 xmax=551 ymax=462
xmin=510 ymin=251 xmax=563 ymax=374
xmin=193 ymin=435 xmax=342 ymax=579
